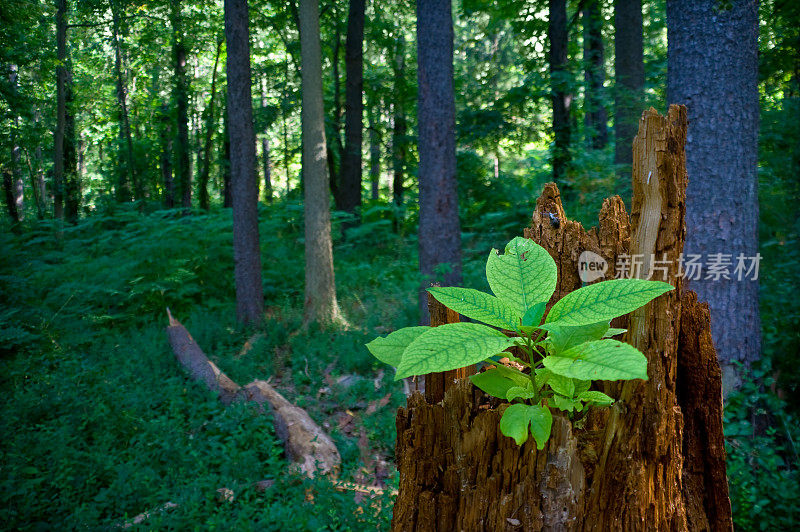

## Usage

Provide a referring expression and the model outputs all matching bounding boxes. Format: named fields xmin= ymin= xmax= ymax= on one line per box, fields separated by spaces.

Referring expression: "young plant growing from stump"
xmin=366 ymin=237 xmax=673 ymax=449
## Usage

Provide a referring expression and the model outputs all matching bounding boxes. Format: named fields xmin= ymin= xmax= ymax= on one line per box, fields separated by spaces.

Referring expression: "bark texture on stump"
xmin=392 ymin=106 xmax=732 ymax=531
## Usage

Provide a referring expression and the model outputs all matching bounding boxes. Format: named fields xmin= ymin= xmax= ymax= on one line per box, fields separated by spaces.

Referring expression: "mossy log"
xmin=392 ymin=106 xmax=732 ymax=531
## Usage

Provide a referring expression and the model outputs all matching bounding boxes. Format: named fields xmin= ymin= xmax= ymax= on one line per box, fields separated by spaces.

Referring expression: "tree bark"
xmin=583 ymin=0 xmax=607 ymax=149
xmin=54 ymin=0 xmax=67 ymax=221
xmin=2 ymin=170 xmax=19 ymax=228
xmin=171 ymin=0 xmax=192 ymax=210
xmin=392 ymin=106 xmax=732 ymax=531
xmin=260 ymin=79 xmax=272 ymax=202
xmin=222 ymin=111 xmax=233 ymax=208
xmin=199 ymin=39 xmax=223 ymax=211
xmin=392 ymin=35 xmax=407 ymax=210
xmin=667 ymin=0 xmax=760 ymax=390
xmin=299 ymin=0 xmax=342 ymax=324
xmin=8 ymin=65 xmax=24 ymax=222
xmin=328 ymin=17 xmax=343 ymax=203
xmin=548 ymin=0 xmax=571 ymax=187
xmin=336 ymin=0 xmax=366 ymax=218
xmin=224 ymin=0 xmax=264 ymax=325
xmin=110 ymin=0 xmax=137 ymax=202
xmin=367 ymin=104 xmax=380 ymax=200
xmin=416 ymin=0 xmax=461 ymax=324
xmin=262 ymin=137 xmax=272 ymax=201
xmin=614 ymin=0 xmax=644 ymax=185
xmin=159 ymin=103 xmax=175 ymax=208
xmin=64 ymin=67 xmax=79 ymax=223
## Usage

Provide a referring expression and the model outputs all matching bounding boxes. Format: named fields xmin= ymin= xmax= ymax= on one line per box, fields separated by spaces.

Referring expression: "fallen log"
xmin=165 ymin=309 xmax=341 ymax=477
xmin=243 ymin=380 xmax=341 ymax=477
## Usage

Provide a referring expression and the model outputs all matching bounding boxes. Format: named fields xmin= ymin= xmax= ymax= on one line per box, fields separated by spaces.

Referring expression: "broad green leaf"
xmin=540 ymin=321 xmax=609 ymax=353
xmin=366 ymin=326 xmax=429 ymax=367
xmin=578 ymin=390 xmax=615 ymax=405
xmin=573 ymin=379 xmax=591 ymax=395
xmin=500 ymin=403 xmax=531 ymax=445
xmin=395 ymin=323 xmax=515 ymax=379
xmin=493 ymin=363 xmax=531 ymax=387
xmin=528 ymin=404 xmax=553 ymax=450
xmin=552 ymin=394 xmax=581 ymax=412
xmin=534 ymin=368 xmax=547 ymax=390
xmin=603 ymin=328 xmax=627 ymax=338
xmin=546 ymin=372 xmax=575 ymax=397
xmin=545 ymin=279 xmax=674 ymax=326
xmin=542 ymin=340 xmax=648 ymax=381
xmin=506 ymin=386 xmax=536 ymax=402
xmin=470 ymin=369 xmax=516 ymax=399
xmin=486 ymin=237 xmax=557 ymax=316
xmin=428 ymin=286 xmax=521 ymax=330
xmin=522 ymin=301 xmax=547 ymax=327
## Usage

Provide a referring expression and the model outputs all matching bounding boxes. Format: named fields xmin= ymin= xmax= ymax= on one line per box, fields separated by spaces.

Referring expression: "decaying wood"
xmin=393 ymin=106 xmax=732 ymax=531
xmin=165 ymin=309 xmax=340 ymax=478
xmin=582 ymin=105 xmax=689 ymax=529
xmin=678 ymin=291 xmax=732 ymax=530
xmin=166 ymin=308 xmax=241 ymax=405
xmin=243 ymin=380 xmax=341 ymax=477
xmin=119 ymin=501 xmax=178 ymax=529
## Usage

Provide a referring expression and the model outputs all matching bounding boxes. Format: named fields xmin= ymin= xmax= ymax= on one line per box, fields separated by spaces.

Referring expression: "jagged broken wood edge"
xmin=165 ymin=308 xmax=341 ymax=478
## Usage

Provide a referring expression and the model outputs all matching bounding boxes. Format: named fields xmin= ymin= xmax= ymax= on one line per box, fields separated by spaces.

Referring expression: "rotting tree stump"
xmin=392 ymin=106 xmax=732 ymax=531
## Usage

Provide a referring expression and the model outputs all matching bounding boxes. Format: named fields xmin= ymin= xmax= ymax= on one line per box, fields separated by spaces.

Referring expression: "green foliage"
xmin=544 ymin=279 xmax=673 ymax=327
xmin=395 ymin=323 xmax=514 ymax=379
xmin=725 ymin=361 xmax=800 ymax=531
xmin=367 ymin=236 xmax=671 ymax=448
xmin=0 ymin=200 xmax=420 ymax=529
xmin=486 ymin=237 xmax=557 ymax=316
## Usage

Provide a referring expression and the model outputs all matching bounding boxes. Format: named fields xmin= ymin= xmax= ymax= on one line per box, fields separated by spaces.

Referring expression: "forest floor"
xmin=1 ymin=199 xmax=797 ymax=530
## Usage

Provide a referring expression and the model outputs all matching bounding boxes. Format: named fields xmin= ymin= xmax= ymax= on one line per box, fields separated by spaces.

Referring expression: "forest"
xmin=0 ymin=0 xmax=798 ymax=529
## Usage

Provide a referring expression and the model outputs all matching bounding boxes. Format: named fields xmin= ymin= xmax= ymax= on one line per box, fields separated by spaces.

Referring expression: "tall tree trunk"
xmin=282 ymin=59 xmax=291 ymax=192
xmin=260 ymin=78 xmax=272 ymax=202
xmin=392 ymin=35 xmax=407 ymax=209
xmin=9 ymin=65 xmax=24 ymax=221
xmin=29 ymin=145 xmax=45 ymax=219
xmin=199 ymin=39 xmax=223 ymax=211
xmin=54 ymin=0 xmax=67 ymax=221
xmin=30 ymin=106 xmax=46 ymax=218
xmin=2 ymin=171 xmax=20 ymax=228
xmin=416 ymin=0 xmax=462 ymax=324
xmin=583 ymin=0 xmax=607 ymax=149
xmin=221 ymin=105 xmax=233 ymax=208
xmin=110 ymin=0 xmax=137 ymax=201
xmin=159 ymin=103 xmax=175 ymax=207
xmin=171 ymin=0 xmax=191 ymax=210
xmin=64 ymin=67 xmax=79 ymax=223
xmin=328 ymin=18 xmax=343 ymax=203
xmin=262 ymin=137 xmax=272 ymax=201
xmin=299 ymin=0 xmax=342 ymax=324
xmin=614 ymin=0 xmax=644 ymax=185
xmin=367 ymin=104 xmax=380 ymax=200
xmin=337 ymin=0 xmax=366 ymax=218
xmin=667 ymin=0 xmax=760 ymax=390
xmin=225 ymin=0 xmax=264 ymax=324
xmin=548 ymin=0 xmax=571 ymax=188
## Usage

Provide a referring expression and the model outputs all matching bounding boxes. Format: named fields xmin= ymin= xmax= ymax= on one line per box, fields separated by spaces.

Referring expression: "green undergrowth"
xmin=0 ymin=201 xmax=414 ymax=530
